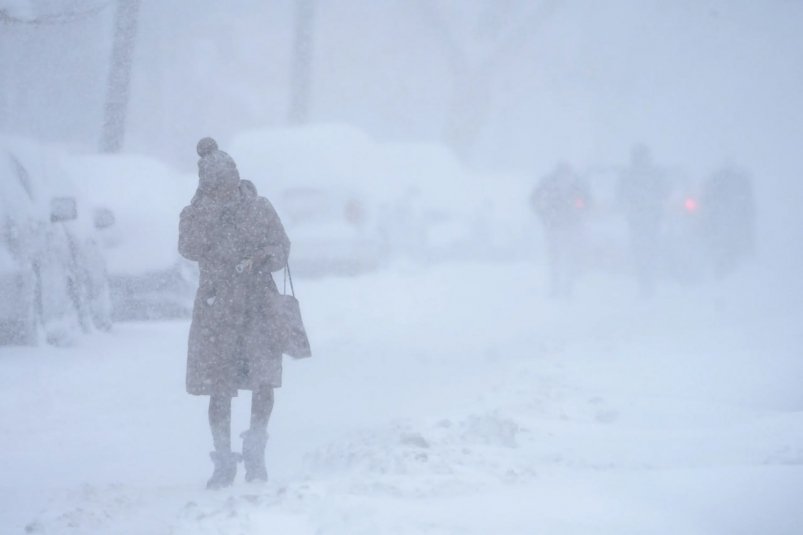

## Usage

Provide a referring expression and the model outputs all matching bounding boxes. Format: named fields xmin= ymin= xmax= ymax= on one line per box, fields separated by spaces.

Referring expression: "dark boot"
xmin=206 ymin=451 xmax=241 ymax=490
xmin=241 ymin=430 xmax=268 ymax=483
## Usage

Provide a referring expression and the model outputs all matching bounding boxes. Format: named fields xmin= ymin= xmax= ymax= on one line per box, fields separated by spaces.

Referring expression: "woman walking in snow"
xmin=178 ymin=137 xmax=290 ymax=489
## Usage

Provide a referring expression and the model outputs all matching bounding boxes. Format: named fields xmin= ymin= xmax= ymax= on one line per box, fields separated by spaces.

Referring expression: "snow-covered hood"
xmin=62 ymin=153 xmax=196 ymax=276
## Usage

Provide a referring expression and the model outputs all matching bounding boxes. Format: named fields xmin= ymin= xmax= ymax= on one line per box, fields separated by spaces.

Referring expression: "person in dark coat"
xmin=531 ymin=162 xmax=590 ymax=298
xmin=617 ymin=144 xmax=670 ymax=297
xmin=179 ymin=137 xmax=290 ymax=489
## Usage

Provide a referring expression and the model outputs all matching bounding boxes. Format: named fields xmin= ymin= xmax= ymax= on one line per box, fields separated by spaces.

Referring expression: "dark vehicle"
xmin=580 ymin=164 xmax=707 ymax=285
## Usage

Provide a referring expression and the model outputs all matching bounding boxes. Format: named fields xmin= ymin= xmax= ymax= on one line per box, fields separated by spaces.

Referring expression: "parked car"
xmin=0 ymin=136 xmax=112 ymax=345
xmin=661 ymin=179 xmax=709 ymax=283
xmin=231 ymin=125 xmax=387 ymax=277
xmin=275 ymin=186 xmax=383 ymax=276
xmin=230 ymin=124 xmax=527 ymax=273
xmin=570 ymin=166 xmax=630 ymax=274
xmin=63 ymin=153 xmax=198 ymax=320
xmin=579 ymin=165 xmax=707 ymax=282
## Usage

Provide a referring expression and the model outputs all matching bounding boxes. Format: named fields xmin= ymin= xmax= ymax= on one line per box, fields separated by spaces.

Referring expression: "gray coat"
xmin=179 ymin=180 xmax=290 ymax=397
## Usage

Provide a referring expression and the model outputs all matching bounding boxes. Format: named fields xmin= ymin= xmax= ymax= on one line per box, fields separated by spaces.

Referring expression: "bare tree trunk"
xmin=413 ymin=0 xmax=561 ymax=160
xmin=443 ymin=69 xmax=493 ymax=160
xmin=287 ymin=0 xmax=316 ymax=125
xmin=0 ymin=34 xmax=8 ymax=128
xmin=100 ymin=0 xmax=140 ymax=153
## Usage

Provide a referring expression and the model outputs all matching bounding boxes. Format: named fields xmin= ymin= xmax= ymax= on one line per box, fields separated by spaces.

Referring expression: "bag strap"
xmin=283 ymin=262 xmax=296 ymax=298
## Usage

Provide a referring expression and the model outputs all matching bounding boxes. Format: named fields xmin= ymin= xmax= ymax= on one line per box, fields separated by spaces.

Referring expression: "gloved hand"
xmin=235 ymin=258 xmax=254 ymax=273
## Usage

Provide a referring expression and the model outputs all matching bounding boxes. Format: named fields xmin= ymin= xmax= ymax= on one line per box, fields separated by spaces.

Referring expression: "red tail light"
xmin=684 ymin=197 xmax=698 ymax=213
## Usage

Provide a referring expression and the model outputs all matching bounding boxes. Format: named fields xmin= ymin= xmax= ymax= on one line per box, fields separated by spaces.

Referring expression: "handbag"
xmin=275 ymin=263 xmax=312 ymax=359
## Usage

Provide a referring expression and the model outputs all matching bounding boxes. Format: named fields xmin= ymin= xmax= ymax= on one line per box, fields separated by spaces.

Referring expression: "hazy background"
xmin=2 ymin=0 xmax=802 ymax=275
xmin=2 ymin=2 xmax=803 ymax=532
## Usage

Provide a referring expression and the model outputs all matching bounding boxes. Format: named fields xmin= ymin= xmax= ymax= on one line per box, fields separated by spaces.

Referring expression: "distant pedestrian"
xmin=531 ymin=162 xmax=590 ymax=298
xmin=617 ymin=144 xmax=670 ymax=297
xmin=178 ymin=137 xmax=291 ymax=489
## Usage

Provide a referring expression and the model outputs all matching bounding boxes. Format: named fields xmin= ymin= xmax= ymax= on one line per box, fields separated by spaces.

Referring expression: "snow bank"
xmin=5 ymin=263 xmax=802 ymax=533
xmin=4 ymin=133 xmax=795 ymax=531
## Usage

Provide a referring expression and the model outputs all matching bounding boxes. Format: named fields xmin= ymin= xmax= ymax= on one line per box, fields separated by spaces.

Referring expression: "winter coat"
xmin=179 ymin=180 xmax=290 ymax=397
xmin=531 ymin=170 xmax=589 ymax=230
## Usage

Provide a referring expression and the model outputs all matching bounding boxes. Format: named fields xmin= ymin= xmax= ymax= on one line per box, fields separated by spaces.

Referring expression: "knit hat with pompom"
xmin=196 ymin=137 xmax=239 ymax=192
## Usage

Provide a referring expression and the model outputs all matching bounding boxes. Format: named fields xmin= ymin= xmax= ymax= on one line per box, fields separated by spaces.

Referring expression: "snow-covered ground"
xmin=2 ymin=262 xmax=802 ymax=534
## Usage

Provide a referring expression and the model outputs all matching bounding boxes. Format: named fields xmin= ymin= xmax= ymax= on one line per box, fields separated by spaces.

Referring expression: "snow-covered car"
xmin=275 ymin=186 xmax=383 ymax=276
xmin=63 ymin=154 xmax=198 ymax=320
xmin=375 ymin=143 xmax=513 ymax=264
xmin=0 ymin=137 xmax=112 ymax=346
xmin=230 ymin=124 xmax=528 ymax=273
xmin=231 ymin=126 xmax=387 ymax=276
